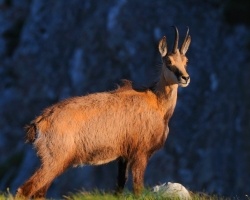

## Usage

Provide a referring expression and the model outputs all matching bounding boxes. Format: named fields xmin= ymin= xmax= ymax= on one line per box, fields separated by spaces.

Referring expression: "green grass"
xmin=64 ymin=189 xmax=231 ymax=200
xmin=0 ymin=188 xmax=14 ymax=200
xmin=0 ymin=188 xmax=245 ymax=200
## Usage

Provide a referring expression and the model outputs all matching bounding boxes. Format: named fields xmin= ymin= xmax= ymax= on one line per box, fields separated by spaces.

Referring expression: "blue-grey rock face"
xmin=0 ymin=0 xmax=249 ymax=198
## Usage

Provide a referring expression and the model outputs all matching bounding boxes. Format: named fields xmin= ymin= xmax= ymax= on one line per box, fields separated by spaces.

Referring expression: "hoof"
xmin=16 ymin=188 xmax=27 ymax=200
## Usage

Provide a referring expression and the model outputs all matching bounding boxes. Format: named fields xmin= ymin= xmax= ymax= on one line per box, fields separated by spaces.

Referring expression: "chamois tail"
xmin=24 ymin=123 xmax=36 ymax=143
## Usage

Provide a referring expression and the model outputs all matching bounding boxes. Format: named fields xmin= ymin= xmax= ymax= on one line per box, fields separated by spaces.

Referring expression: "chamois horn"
xmin=172 ymin=26 xmax=179 ymax=53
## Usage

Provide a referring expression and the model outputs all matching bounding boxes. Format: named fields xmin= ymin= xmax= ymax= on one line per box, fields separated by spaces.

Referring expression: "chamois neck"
xmin=153 ymin=73 xmax=178 ymax=121
xmin=154 ymin=73 xmax=178 ymax=99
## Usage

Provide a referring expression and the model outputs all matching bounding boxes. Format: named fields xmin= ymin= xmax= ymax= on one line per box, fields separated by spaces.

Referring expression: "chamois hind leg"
xmin=16 ymin=158 xmax=72 ymax=199
xmin=115 ymin=158 xmax=129 ymax=195
xmin=130 ymin=155 xmax=148 ymax=195
xmin=32 ymin=182 xmax=51 ymax=199
xmin=16 ymin=167 xmax=48 ymax=199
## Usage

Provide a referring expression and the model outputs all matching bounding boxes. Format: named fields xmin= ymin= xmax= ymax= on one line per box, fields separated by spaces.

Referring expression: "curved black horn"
xmin=172 ymin=26 xmax=179 ymax=53
xmin=180 ymin=26 xmax=189 ymax=54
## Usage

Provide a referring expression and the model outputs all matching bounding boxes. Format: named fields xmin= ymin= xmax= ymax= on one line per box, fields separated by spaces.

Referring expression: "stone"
xmin=153 ymin=182 xmax=191 ymax=199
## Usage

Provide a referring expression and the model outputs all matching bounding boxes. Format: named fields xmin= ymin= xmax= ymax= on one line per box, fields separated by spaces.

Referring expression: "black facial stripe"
xmin=175 ymin=68 xmax=183 ymax=76
xmin=166 ymin=65 xmax=182 ymax=77
xmin=166 ymin=65 xmax=172 ymax=71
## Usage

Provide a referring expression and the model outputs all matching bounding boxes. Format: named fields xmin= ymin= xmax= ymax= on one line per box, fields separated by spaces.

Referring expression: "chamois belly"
xmin=78 ymin=146 xmax=119 ymax=166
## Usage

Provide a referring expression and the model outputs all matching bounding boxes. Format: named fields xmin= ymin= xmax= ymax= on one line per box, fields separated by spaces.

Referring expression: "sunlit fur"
xmin=16 ymin=28 xmax=191 ymax=199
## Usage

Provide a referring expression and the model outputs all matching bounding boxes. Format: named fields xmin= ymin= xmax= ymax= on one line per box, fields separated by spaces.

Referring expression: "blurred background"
xmin=0 ymin=0 xmax=250 ymax=198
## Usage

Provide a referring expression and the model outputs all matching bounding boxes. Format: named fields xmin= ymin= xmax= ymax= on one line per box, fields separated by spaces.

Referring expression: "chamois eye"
xmin=166 ymin=59 xmax=172 ymax=65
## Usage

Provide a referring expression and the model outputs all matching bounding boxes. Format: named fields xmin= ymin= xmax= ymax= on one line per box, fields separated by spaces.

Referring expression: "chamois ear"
xmin=158 ymin=36 xmax=167 ymax=57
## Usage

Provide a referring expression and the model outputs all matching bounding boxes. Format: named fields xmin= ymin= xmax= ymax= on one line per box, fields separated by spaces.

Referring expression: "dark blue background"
xmin=0 ymin=0 xmax=249 ymax=198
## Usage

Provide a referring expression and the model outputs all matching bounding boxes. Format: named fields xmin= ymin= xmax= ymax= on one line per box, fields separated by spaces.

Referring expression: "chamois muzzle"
xmin=178 ymin=74 xmax=190 ymax=87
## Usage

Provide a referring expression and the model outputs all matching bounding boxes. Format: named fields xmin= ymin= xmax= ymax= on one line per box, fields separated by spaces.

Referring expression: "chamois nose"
xmin=181 ymin=75 xmax=190 ymax=83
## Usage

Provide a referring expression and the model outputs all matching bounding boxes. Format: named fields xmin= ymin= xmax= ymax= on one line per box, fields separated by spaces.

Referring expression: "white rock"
xmin=153 ymin=182 xmax=191 ymax=199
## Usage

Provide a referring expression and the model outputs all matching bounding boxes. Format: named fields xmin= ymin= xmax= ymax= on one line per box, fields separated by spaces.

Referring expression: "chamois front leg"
xmin=115 ymin=158 xmax=129 ymax=195
xmin=130 ymin=155 xmax=148 ymax=195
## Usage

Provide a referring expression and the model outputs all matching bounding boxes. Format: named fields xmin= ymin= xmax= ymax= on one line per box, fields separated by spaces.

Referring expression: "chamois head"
xmin=158 ymin=26 xmax=191 ymax=87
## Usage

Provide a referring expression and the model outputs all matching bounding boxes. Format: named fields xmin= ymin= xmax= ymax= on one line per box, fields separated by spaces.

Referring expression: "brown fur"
xmin=25 ymin=124 xmax=36 ymax=143
xmin=16 ymin=27 xmax=191 ymax=199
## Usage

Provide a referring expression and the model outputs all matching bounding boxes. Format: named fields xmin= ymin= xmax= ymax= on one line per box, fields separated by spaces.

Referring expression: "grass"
xmin=64 ymin=189 xmax=231 ymax=200
xmin=0 ymin=188 xmax=245 ymax=200
xmin=0 ymin=188 xmax=14 ymax=200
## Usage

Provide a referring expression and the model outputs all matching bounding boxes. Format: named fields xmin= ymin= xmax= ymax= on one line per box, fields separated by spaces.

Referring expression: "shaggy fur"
xmin=16 ymin=27 xmax=191 ymax=199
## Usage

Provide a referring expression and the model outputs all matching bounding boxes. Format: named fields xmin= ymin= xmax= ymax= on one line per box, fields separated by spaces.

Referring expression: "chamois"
xmin=16 ymin=26 xmax=191 ymax=199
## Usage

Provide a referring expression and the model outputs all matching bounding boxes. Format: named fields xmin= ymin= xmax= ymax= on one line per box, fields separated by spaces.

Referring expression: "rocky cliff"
xmin=0 ymin=0 xmax=249 ymax=198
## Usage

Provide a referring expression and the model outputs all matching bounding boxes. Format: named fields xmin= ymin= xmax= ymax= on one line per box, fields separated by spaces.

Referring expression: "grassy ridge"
xmin=64 ymin=190 xmax=230 ymax=200
xmin=0 ymin=189 xmax=239 ymax=200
